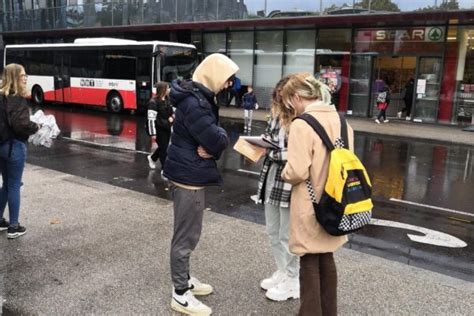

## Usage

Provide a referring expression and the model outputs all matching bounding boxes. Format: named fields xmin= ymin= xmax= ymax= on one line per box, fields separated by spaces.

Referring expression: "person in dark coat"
xmin=164 ymin=53 xmax=239 ymax=316
xmin=242 ymin=85 xmax=258 ymax=132
xmin=146 ymin=82 xmax=173 ymax=171
xmin=398 ymin=78 xmax=414 ymax=120
xmin=0 ymin=64 xmax=40 ymax=239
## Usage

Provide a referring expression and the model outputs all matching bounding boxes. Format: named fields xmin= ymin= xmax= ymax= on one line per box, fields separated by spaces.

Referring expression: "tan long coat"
xmin=281 ymin=103 xmax=354 ymax=256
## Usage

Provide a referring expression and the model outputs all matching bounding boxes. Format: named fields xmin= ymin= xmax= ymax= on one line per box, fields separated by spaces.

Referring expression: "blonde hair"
xmin=0 ymin=63 xmax=28 ymax=97
xmin=279 ymin=72 xmax=332 ymax=128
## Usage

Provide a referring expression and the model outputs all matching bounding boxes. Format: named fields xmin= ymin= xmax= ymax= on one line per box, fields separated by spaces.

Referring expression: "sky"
xmin=244 ymin=0 xmax=473 ymax=13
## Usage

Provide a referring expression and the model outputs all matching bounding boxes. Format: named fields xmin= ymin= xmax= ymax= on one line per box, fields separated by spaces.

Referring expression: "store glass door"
xmin=413 ymin=57 xmax=442 ymax=123
xmin=348 ymin=54 xmax=376 ymax=116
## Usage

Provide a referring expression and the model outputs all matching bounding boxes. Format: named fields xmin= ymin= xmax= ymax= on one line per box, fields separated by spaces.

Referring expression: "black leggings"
xmin=377 ymin=109 xmax=387 ymax=121
xmin=151 ymin=130 xmax=171 ymax=168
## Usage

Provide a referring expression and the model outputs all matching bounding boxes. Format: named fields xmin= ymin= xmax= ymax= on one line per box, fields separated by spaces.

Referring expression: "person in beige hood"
xmin=164 ymin=53 xmax=238 ymax=316
xmin=279 ymin=73 xmax=354 ymax=316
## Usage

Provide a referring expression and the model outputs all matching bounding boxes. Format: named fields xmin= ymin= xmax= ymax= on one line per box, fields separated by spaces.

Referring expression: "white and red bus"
xmin=4 ymin=38 xmax=197 ymax=112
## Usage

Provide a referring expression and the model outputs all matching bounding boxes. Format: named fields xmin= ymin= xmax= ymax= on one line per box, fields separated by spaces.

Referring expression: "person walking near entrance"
xmin=398 ymin=78 xmax=414 ymax=120
xmin=242 ymin=85 xmax=258 ymax=132
xmin=146 ymin=82 xmax=173 ymax=172
xmin=257 ymin=76 xmax=300 ymax=302
xmin=279 ymin=73 xmax=352 ymax=316
xmin=0 ymin=64 xmax=39 ymax=239
xmin=163 ymin=53 xmax=238 ymax=316
xmin=375 ymin=81 xmax=391 ymax=124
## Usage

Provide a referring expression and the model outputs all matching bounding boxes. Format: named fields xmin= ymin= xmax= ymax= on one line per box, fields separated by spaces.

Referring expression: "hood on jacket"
xmin=170 ymin=79 xmax=215 ymax=107
xmin=192 ymin=53 xmax=239 ymax=94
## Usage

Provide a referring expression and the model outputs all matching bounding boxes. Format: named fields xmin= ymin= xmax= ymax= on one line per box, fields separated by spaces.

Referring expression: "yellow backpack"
xmin=298 ymin=113 xmax=373 ymax=236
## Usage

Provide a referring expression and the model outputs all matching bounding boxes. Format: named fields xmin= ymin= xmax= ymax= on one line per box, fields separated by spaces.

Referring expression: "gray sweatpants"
xmin=170 ymin=185 xmax=205 ymax=290
xmin=264 ymin=163 xmax=299 ymax=278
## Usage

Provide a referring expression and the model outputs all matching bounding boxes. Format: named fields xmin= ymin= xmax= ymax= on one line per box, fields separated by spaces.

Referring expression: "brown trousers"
xmin=298 ymin=253 xmax=337 ymax=316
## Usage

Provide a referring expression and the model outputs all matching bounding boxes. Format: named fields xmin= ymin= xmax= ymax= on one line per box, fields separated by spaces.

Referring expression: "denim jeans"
xmin=0 ymin=140 xmax=27 ymax=226
xmin=244 ymin=109 xmax=253 ymax=129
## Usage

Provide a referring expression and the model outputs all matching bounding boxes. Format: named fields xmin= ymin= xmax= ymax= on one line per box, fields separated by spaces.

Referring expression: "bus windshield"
xmin=158 ymin=46 xmax=197 ymax=83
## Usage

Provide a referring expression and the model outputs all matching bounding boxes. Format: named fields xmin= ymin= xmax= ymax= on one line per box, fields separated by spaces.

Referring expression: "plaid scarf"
xmin=256 ymin=117 xmax=292 ymax=208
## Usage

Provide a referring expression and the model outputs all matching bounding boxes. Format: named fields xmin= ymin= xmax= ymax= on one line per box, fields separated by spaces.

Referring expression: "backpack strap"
xmin=338 ymin=113 xmax=349 ymax=150
xmin=297 ymin=113 xmax=335 ymax=151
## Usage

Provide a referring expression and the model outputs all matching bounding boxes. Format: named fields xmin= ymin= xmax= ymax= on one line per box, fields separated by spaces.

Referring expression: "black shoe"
xmin=0 ymin=218 xmax=8 ymax=231
xmin=7 ymin=224 xmax=26 ymax=239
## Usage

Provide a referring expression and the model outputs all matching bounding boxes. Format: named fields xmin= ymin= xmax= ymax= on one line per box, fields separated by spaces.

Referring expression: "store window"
xmin=254 ymin=30 xmax=283 ymax=107
xmin=191 ymin=31 xmax=203 ymax=60
xmin=453 ymin=26 xmax=474 ymax=124
xmin=228 ymin=31 xmax=253 ymax=85
xmin=203 ymin=32 xmax=226 ymax=55
xmin=317 ymin=29 xmax=351 ymax=111
xmin=283 ymin=29 xmax=315 ymax=76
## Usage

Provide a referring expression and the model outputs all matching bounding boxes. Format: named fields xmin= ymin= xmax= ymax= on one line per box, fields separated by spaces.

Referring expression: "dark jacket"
xmin=163 ymin=80 xmax=229 ymax=186
xmin=2 ymin=95 xmax=38 ymax=142
xmin=146 ymin=98 xmax=173 ymax=136
xmin=242 ymin=92 xmax=257 ymax=110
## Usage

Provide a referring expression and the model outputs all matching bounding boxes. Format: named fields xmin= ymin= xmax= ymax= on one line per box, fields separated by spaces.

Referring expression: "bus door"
xmin=61 ymin=52 xmax=71 ymax=103
xmin=136 ymin=55 xmax=153 ymax=112
xmin=53 ymin=51 xmax=70 ymax=103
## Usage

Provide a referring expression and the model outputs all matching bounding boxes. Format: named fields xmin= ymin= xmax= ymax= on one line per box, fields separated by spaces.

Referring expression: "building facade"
xmin=1 ymin=1 xmax=474 ymax=125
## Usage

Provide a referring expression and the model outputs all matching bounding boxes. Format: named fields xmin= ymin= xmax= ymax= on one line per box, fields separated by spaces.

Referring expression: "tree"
xmin=416 ymin=1 xmax=460 ymax=12
xmin=324 ymin=4 xmax=339 ymax=14
xmin=355 ymin=0 xmax=400 ymax=12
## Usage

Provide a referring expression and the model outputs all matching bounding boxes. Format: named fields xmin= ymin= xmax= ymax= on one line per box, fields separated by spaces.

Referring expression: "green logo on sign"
xmin=428 ymin=27 xmax=443 ymax=41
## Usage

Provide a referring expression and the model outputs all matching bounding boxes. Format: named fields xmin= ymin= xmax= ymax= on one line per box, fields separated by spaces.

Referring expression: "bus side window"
xmin=103 ymin=50 xmax=136 ymax=80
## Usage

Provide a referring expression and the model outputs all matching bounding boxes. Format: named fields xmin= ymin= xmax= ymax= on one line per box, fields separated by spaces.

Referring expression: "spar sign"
xmin=358 ymin=27 xmax=445 ymax=42
xmin=375 ymin=27 xmax=444 ymax=42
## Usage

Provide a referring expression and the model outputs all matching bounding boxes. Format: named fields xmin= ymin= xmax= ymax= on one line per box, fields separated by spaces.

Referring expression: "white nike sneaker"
xmin=375 ymin=119 xmax=380 ymax=124
xmin=265 ymin=275 xmax=300 ymax=301
xmin=171 ymin=289 xmax=212 ymax=315
xmin=260 ymin=270 xmax=286 ymax=291
xmin=189 ymin=276 xmax=213 ymax=296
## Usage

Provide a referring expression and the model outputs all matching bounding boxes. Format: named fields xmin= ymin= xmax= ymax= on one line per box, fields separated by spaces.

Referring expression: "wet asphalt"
xmin=26 ymin=105 xmax=474 ymax=282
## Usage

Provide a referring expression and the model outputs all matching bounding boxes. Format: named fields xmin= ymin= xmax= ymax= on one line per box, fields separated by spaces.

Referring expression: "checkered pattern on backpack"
xmin=338 ymin=212 xmax=372 ymax=232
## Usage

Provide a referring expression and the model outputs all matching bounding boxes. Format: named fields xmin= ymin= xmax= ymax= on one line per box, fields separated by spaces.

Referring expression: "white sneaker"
xmin=397 ymin=111 xmax=402 ymax=118
xmin=147 ymin=155 xmax=156 ymax=169
xmin=406 ymin=116 xmax=411 ymax=121
xmin=260 ymin=270 xmax=286 ymax=291
xmin=265 ymin=275 xmax=300 ymax=301
xmin=384 ymin=119 xmax=389 ymax=123
xmin=189 ymin=276 xmax=213 ymax=296
xmin=160 ymin=170 xmax=168 ymax=181
xmin=171 ymin=289 xmax=212 ymax=315
xmin=375 ymin=119 xmax=380 ymax=124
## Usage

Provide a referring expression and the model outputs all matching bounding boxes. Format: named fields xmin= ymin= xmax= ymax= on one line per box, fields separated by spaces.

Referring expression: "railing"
xmin=0 ymin=0 xmax=471 ymax=33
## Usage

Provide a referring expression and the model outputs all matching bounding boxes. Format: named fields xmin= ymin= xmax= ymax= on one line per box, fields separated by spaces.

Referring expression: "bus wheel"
xmin=32 ymin=86 xmax=44 ymax=105
xmin=107 ymin=92 xmax=123 ymax=113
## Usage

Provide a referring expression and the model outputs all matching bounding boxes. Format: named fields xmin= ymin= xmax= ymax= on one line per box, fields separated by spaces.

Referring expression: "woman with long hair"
xmin=256 ymin=75 xmax=300 ymax=301
xmin=280 ymin=73 xmax=354 ymax=315
xmin=146 ymin=82 xmax=173 ymax=172
xmin=0 ymin=63 xmax=40 ymax=239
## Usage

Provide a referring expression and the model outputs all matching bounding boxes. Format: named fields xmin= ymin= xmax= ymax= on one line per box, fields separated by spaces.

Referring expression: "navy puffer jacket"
xmin=163 ymin=80 xmax=229 ymax=186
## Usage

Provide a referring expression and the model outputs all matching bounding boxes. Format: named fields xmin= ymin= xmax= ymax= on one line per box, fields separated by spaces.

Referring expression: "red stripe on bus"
xmin=50 ymin=87 xmax=137 ymax=109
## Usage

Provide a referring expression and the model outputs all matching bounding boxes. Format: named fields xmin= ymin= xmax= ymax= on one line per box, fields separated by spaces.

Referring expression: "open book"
xmin=240 ymin=136 xmax=280 ymax=149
